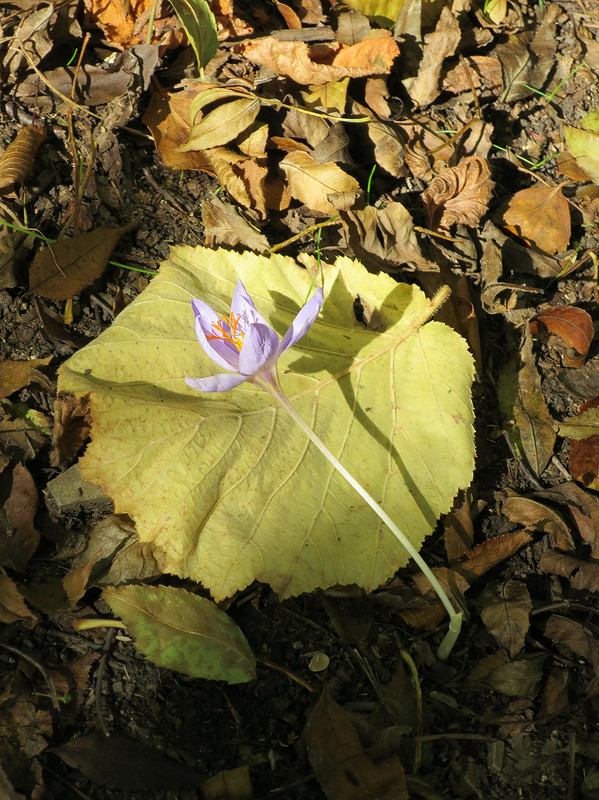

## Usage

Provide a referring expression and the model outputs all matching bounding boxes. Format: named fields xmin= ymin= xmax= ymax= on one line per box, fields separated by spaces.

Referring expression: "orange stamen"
xmin=206 ymin=313 xmax=245 ymax=350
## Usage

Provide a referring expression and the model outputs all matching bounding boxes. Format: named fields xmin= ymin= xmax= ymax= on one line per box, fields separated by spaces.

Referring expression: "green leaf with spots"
xmin=58 ymin=247 xmax=475 ymax=600
xmin=103 ymin=584 xmax=255 ymax=683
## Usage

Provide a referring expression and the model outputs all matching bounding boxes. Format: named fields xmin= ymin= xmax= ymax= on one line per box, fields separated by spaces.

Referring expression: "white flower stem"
xmin=267 ymin=383 xmax=463 ymax=661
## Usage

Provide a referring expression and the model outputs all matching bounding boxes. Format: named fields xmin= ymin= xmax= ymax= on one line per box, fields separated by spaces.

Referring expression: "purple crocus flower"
xmin=186 ymin=280 xmax=324 ymax=393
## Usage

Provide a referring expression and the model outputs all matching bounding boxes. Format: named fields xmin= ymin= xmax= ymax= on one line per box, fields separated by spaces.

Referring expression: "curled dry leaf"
xmin=497 ymin=488 xmax=575 ymax=551
xmin=212 ymin=0 xmax=254 ymax=37
xmin=469 ymin=651 xmax=545 ymax=698
xmin=422 ymin=156 xmax=493 ymax=230
xmin=531 ymin=306 xmax=594 ymax=358
xmin=569 ymin=396 xmax=599 ymax=491
xmin=0 ymin=356 xmax=52 ymax=399
xmin=442 ymin=55 xmax=502 ymax=94
xmin=29 ymin=224 xmax=135 ymax=301
xmin=236 ymin=34 xmax=399 ymax=85
xmin=0 ymin=124 xmax=46 ymax=193
xmin=501 ymin=185 xmax=571 ymax=255
xmin=280 ymin=151 xmax=360 ymax=215
xmin=545 ymin=615 xmax=599 ymax=670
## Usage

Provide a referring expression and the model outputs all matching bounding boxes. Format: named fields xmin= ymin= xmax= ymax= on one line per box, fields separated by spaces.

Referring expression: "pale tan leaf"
xmin=0 ymin=357 xmax=52 ymax=399
xmin=279 ymin=151 xmax=360 ymax=214
xmin=301 ymin=78 xmax=350 ymax=115
xmin=237 ymin=122 xmax=268 ymax=159
xmin=422 ymin=156 xmax=493 ymax=230
xmin=181 ymin=96 xmax=261 ymax=152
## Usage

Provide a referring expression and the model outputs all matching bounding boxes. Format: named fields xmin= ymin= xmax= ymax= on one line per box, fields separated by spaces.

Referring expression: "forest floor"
xmin=1 ymin=0 xmax=599 ymax=798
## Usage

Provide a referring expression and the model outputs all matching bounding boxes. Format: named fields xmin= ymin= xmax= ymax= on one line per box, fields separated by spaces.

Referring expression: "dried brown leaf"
xmin=422 ymin=156 xmax=493 ymax=231
xmin=469 ymin=651 xmax=545 ymax=698
xmin=540 ymin=549 xmax=599 ymax=592
xmin=201 ymin=766 xmax=252 ymax=800
xmin=443 ymin=490 xmax=474 ymax=562
xmin=545 ymin=615 xmax=599 ymax=670
xmin=0 ymin=125 xmax=46 ymax=193
xmin=280 ymin=151 xmax=360 ymax=214
xmin=405 ymin=6 xmax=461 ymax=107
xmin=52 ymin=394 xmax=92 ymax=468
xmin=531 ymin=306 xmax=594 ymax=357
xmin=236 ymin=34 xmax=398 ymax=85
xmin=0 ymin=462 xmax=40 ymax=571
xmin=52 ymin=733 xmax=204 ymax=790
xmin=497 ymin=488 xmax=575 ymax=551
xmin=0 ymin=357 xmax=52 ymax=399
xmin=29 ymin=224 xmax=134 ymax=300
xmin=212 ymin=0 xmax=254 ymax=38
xmin=84 ymin=0 xmax=184 ymax=50
xmin=306 ymin=688 xmax=408 ymax=800
xmin=274 ymin=0 xmax=302 ymax=28
xmin=442 ymin=55 xmax=502 ymax=94
xmin=339 ymin=202 xmax=431 ymax=271
xmin=539 ymin=667 xmax=569 ymax=718
xmin=512 ymin=327 xmax=556 ymax=477
xmin=502 ymin=185 xmax=571 ymax=255
xmin=479 ymin=579 xmax=532 ymax=658
xmin=206 ymin=147 xmax=267 ymax=216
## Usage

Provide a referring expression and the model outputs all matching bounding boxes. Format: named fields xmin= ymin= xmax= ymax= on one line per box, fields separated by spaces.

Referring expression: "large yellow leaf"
xmin=279 ymin=152 xmax=360 ymax=215
xmin=58 ymin=249 xmax=475 ymax=600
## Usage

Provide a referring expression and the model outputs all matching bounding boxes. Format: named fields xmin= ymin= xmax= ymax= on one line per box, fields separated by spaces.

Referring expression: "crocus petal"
xmin=185 ymin=373 xmax=248 ymax=393
xmin=278 ymin=288 xmax=324 ymax=354
xmin=231 ymin=280 xmax=270 ymax=328
xmin=238 ymin=323 xmax=281 ymax=376
xmin=191 ymin=301 xmax=240 ymax=372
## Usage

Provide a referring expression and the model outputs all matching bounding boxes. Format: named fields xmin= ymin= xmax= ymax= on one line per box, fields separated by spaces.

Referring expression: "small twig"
xmin=257 ymin=656 xmax=316 ymax=693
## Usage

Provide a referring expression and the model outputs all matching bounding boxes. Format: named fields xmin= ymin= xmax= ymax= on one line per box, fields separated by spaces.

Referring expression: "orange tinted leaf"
xmin=29 ymin=225 xmax=134 ymax=300
xmin=422 ymin=156 xmax=494 ymax=230
xmin=502 ymin=185 xmax=571 ymax=255
xmin=532 ymin=305 xmax=594 ymax=356
xmin=84 ymin=0 xmax=184 ymax=49
xmin=236 ymin=35 xmax=398 ymax=85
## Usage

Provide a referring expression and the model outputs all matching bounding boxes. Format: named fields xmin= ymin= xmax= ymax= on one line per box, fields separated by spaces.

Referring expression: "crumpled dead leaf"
xmin=540 ymin=549 xmax=599 ymax=593
xmin=206 ymin=147 xmax=268 ymax=216
xmin=236 ymin=34 xmax=399 ymax=85
xmin=478 ymin=579 xmax=531 ymax=658
xmin=422 ymin=156 xmax=493 ymax=230
xmin=531 ymin=306 xmax=594 ymax=360
xmin=201 ymin=196 xmax=270 ymax=253
xmin=84 ymin=0 xmax=185 ymax=50
xmin=568 ymin=397 xmax=599 ymax=491
xmin=339 ymin=202 xmax=434 ymax=271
